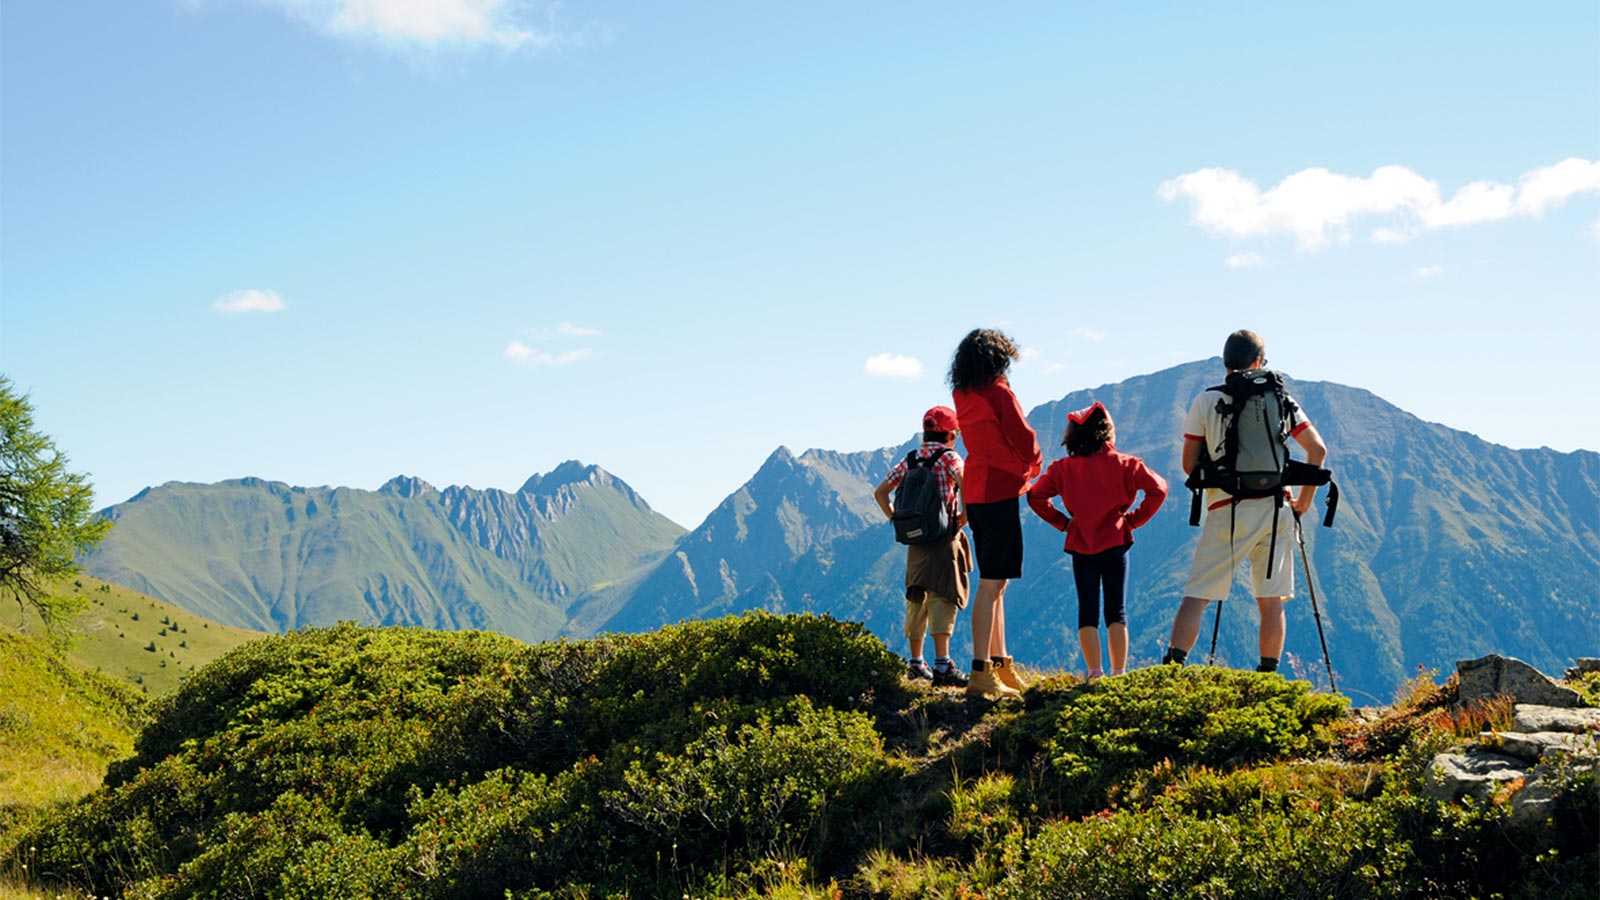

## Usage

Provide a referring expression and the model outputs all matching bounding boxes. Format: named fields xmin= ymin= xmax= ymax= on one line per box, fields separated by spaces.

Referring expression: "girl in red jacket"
xmin=951 ymin=328 xmax=1042 ymax=699
xmin=1027 ymin=402 xmax=1167 ymax=679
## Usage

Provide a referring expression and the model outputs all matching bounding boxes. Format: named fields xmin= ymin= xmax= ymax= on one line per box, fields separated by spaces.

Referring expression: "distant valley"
xmin=83 ymin=359 xmax=1600 ymax=702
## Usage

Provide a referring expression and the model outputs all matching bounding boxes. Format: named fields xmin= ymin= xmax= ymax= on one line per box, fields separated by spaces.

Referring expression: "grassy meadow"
xmin=8 ymin=575 xmax=263 ymax=697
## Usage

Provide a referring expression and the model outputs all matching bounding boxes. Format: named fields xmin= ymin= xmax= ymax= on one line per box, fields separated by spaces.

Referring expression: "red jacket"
xmin=1027 ymin=446 xmax=1168 ymax=555
xmin=953 ymin=377 xmax=1042 ymax=504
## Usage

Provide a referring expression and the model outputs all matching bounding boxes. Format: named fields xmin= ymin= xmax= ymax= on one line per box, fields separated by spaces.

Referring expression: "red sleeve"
xmin=1026 ymin=465 xmax=1070 ymax=532
xmin=994 ymin=383 xmax=1043 ymax=481
xmin=1123 ymin=457 xmax=1169 ymax=530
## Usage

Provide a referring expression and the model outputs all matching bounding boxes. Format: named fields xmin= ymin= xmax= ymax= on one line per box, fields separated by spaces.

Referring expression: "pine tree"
xmin=1 ymin=376 xmax=111 ymax=639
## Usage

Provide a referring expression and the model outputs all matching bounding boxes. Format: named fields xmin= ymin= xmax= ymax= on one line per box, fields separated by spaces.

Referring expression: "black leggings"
xmin=1070 ymin=544 xmax=1130 ymax=630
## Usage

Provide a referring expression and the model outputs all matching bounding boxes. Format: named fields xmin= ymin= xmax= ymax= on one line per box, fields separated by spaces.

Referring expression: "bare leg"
xmin=991 ymin=580 xmax=1009 ymax=658
xmin=932 ymin=633 xmax=951 ymax=659
xmin=1256 ymin=597 xmax=1286 ymax=659
xmin=908 ymin=635 xmax=925 ymax=660
xmin=1168 ymin=596 xmax=1212 ymax=653
xmin=970 ymin=578 xmax=1004 ymax=661
xmin=1107 ymin=622 xmax=1129 ymax=673
xmin=1078 ymin=626 xmax=1102 ymax=676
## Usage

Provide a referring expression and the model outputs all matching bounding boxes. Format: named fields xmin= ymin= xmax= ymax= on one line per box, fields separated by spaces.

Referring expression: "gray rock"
xmin=1563 ymin=658 xmax=1600 ymax=680
xmin=1457 ymin=654 xmax=1581 ymax=708
xmin=1479 ymin=730 xmax=1598 ymax=763
xmin=1423 ymin=749 xmax=1529 ymax=803
xmin=1512 ymin=705 xmax=1600 ymax=734
xmin=1507 ymin=776 xmax=1562 ymax=828
xmin=1507 ymin=758 xmax=1598 ymax=830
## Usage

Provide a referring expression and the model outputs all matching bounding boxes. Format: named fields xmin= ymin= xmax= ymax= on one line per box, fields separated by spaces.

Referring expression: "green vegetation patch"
xmin=6 ymin=617 xmax=1596 ymax=900
xmin=1000 ymin=665 xmax=1348 ymax=814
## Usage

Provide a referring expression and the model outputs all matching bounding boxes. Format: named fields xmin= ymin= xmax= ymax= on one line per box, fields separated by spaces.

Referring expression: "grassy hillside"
xmin=0 ymin=630 xmax=142 ymax=815
xmin=9 ymin=575 xmax=264 ymax=696
xmin=6 ymin=615 xmax=1594 ymax=899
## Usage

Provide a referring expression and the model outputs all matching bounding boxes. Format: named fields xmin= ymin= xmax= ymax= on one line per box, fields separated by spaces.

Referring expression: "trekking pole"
xmin=1206 ymin=600 xmax=1223 ymax=666
xmin=1294 ymin=513 xmax=1337 ymax=694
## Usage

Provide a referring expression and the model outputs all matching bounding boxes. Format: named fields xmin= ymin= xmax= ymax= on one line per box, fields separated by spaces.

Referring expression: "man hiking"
xmin=1161 ymin=329 xmax=1329 ymax=674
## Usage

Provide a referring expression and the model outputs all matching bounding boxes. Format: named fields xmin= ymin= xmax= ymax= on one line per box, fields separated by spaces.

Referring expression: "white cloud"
xmin=211 ymin=288 xmax=286 ymax=315
xmin=1039 ymin=361 xmax=1067 ymax=375
xmin=1414 ymin=263 xmax=1444 ymax=278
xmin=221 ymin=0 xmax=549 ymax=50
xmin=864 ymin=353 xmax=924 ymax=379
xmin=504 ymin=341 xmax=591 ymax=367
xmin=1068 ymin=328 xmax=1106 ymax=342
xmin=1160 ymin=158 xmax=1600 ymax=249
xmin=1517 ymin=158 xmax=1600 ymax=216
xmin=1018 ymin=346 xmax=1042 ymax=360
xmin=1225 ymin=251 xmax=1265 ymax=268
xmin=556 ymin=321 xmax=601 ymax=337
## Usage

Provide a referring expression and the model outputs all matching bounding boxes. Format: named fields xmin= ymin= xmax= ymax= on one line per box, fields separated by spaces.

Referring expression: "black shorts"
xmin=965 ymin=496 xmax=1024 ymax=581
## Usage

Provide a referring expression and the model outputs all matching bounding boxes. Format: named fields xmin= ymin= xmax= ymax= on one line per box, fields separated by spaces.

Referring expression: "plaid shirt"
xmin=883 ymin=442 xmax=964 ymax=519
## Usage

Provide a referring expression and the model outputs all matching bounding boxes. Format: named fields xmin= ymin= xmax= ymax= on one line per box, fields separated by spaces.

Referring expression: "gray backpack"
xmin=1185 ymin=369 xmax=1337 ymax=569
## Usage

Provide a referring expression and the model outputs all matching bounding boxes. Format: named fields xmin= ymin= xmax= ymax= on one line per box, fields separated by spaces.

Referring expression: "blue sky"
xmin=3 ymin=2 xmax=1597 ymax=529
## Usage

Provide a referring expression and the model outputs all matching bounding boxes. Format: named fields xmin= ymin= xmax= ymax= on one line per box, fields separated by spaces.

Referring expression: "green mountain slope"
xmin=7 ymin=575 xmax=266 ymax=697
xmin=83 ymin=462 xmax=684 ymax=644
xmin=595 ymin=444 xmax=905 ymax=633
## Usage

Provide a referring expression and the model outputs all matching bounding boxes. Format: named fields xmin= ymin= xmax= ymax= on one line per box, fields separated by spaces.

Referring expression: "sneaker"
xmin=932 ymin=665 xmax=969 ymax=688
xmin=907 ymin=660 xmax=934 ymax=681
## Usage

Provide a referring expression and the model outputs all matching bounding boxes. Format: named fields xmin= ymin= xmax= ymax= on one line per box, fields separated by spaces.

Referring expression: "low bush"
xmin=1000 ymin=665 xmax=1347 ymax=814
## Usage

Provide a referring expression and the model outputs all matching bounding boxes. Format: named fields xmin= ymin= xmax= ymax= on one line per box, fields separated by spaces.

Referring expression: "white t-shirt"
xmin=1182 ymin=377 xmax=1311 ymax=508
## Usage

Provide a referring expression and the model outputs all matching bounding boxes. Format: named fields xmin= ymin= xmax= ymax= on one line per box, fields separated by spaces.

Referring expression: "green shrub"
xmin=609 ymin=697 xmax=884 ymax=867
xmin=1000 ymin=795 xmax=1405 ymax=900
xmin=584 ymin=612 xmax=903 ymax=746
xmin=123 ymin=791 xmax=405 ymax=900
xmin=395 ymin=766 xmax=596 ymax=898
xmin=1001 ymin=666 xmax=1347 ymax=813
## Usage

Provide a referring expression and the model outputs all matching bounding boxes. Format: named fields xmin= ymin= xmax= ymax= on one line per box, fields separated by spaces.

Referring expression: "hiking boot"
xmin=991 ymin=656 xmax=1029 ymax=692
xmin=907 ymin=660 xmax=934 ymax=681
xmin=965 ymin=661 xmax=1020 ymax=700
xmin=932 ymin=664 xmax=969 ymax=688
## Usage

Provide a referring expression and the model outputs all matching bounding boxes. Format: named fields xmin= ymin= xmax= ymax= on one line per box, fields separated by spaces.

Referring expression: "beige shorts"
xmin=1183 ymin=499 xmax=1296 ymax=601
xmin=905 ymin=590 xmax=959 ymax=640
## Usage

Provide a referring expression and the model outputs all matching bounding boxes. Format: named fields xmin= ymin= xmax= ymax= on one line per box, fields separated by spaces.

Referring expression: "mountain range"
xmin=82 ymin=359 xmax=1599 ymax=702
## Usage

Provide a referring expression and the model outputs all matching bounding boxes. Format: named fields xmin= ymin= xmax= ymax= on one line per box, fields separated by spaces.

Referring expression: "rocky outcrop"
xmin=1456 ymin=654 xmax=1582 ymax=708
xmin=1424 ymin=657 xmax=1598 ymax=830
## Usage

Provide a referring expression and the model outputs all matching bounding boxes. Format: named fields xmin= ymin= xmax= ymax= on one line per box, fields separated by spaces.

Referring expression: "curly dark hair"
xmin=1063 ymin=406 xmax=1113 ymax=457
xmin=947 ymin=328 xmax=1021 ymax=392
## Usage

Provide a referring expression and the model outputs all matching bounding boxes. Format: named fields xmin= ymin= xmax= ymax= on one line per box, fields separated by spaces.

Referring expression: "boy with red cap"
xmin=874 ymin=405 xmax=972 ymax=687
xmin=1028 ymin=401 xmax=1167 ymax=679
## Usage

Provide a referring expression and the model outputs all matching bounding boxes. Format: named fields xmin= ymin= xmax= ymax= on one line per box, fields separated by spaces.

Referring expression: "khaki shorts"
xmin=1182 ymin=499 xmax=1296 ymax=601
xmin=905 ymin=590 xmax=959 ymax=640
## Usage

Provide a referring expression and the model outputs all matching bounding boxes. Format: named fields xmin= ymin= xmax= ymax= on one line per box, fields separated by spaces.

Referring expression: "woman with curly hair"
xmin=949 ymin=328 xmax=1042 ymax=699
xmin=1027 ymin=401 xmax=1168 ymax=680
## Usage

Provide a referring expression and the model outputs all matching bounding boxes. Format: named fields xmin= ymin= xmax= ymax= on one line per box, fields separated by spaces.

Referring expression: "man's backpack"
xmin=1185 ymin=370 xmax=1339 ymax=569
xmin=892 ymin=449 xmax=954 ymax=546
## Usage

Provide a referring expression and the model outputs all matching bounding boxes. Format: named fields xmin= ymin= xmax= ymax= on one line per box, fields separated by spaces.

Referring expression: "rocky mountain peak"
xmin=519 ymin=460 xmax=609 ymax=495
xmin=378 ymin=475 xmax=437 ymax=498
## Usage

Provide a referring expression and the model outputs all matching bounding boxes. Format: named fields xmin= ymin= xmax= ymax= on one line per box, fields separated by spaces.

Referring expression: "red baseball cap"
xmin=922 ymin=406 xmax=959 ymax=432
